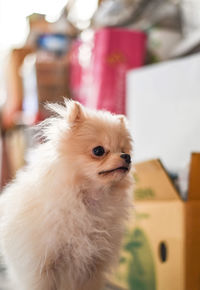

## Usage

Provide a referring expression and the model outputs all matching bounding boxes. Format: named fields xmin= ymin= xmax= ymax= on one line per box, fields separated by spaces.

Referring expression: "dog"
xmin=0 ymin=100 xmax=133 ymax=290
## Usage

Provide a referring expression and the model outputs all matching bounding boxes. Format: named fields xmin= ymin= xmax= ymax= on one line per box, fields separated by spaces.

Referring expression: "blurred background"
xmin=0 ymin=0 xmax=200 ymax=289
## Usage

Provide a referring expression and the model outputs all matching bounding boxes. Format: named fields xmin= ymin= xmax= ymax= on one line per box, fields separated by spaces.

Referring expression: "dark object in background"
xmin=92 ymin=0 xmax=182 ymax=63
xmin=93 ymin=0 xmax=181 ymax=31
xmin=37 ymin=34 xmax=70 ymax=56
xmin=93 ymin=0 xmax=151 ymax=28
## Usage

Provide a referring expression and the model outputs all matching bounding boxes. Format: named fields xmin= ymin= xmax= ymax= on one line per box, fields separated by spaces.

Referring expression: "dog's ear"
xmin=65 ymin=99 xmax=85 ymax=124
xmin=117 ymin=114 xmax=129 ymax=129
xmin=117 ymin=114 xmax=125 ymax=124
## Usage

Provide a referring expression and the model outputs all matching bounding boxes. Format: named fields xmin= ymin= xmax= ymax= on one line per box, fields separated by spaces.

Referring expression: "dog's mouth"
xmin=98 ymin=166 xmax=129 ymax=175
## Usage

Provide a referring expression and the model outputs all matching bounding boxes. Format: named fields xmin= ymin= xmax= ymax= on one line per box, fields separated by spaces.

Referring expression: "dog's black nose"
xmin=120 ymin=153 xmax=131 ymax=164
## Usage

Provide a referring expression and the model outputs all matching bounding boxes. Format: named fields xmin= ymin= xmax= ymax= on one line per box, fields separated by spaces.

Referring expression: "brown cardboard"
xmin=113 ymin=153 xmax=200 ymax=290
xmin=185 ymin=153 xmax=200 ymax=289
xmin=188 ymin=153 xmax=200 ymax=200
xmin=36 ymin=51 xmax=71 ymax=116
xmin=185 ymin=201 xmax=200 ymax=290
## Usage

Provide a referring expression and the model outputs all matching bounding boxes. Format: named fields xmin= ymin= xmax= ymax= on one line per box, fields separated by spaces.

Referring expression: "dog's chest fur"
xmin=42 ymin=186 xmax=128 ymax=280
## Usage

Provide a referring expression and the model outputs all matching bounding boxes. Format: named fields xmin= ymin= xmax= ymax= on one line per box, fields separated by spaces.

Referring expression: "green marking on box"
xmin=135 ymin=213 xmax=150 ymax=221
xmin=135 ymin=188 xmax=155 ymax=200
xmin=124 ymin=228 xmax=156 ymax=290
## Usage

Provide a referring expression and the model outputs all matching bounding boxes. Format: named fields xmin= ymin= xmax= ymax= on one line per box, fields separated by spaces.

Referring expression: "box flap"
xmin=134 ymin=159 xmax=180 ymax=201
xmin=188 ymin=153 xmax=200 ymax=200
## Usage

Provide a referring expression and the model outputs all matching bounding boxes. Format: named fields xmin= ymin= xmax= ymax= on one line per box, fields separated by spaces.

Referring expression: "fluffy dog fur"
xmin=0 ymin=100 xmax=133 ymax=290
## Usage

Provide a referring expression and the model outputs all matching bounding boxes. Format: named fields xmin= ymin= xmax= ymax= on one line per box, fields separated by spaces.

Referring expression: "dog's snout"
xmin=120 ymin=153 xmax=131 ymax=164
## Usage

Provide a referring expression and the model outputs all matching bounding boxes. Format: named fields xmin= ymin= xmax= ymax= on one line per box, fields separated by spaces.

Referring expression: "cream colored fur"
xmin=0 ymin=100 xmax=133 ymax=290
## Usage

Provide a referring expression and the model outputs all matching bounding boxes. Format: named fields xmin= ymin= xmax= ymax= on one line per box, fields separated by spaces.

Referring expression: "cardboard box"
xmin=113 ymin=153 xmax=200 ymax=290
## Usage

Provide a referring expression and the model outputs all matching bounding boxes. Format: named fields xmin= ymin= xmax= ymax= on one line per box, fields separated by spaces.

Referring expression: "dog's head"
xmin=45 ymin=100 xmax=133 ymax=188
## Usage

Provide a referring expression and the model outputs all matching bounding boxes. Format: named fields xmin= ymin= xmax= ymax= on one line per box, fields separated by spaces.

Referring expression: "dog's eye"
xmin=93 ymin=146 xmax=105 ymax=157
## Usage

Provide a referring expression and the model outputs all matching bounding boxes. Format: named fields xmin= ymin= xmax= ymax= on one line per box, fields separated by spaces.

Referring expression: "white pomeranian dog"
xmin=0 ymin=100 xmax=133 ymax=290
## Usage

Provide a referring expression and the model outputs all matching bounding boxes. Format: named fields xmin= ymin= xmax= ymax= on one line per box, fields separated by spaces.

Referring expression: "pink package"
xmin=68 ymin=41 xmax=83 ymax=103
xmin=69 ymin=28 xmax=146 ymax=115
xmin=69 ymin=39 xmax=95 ymax=106
xmin=88 ymin=28 xmax=146 ymax=114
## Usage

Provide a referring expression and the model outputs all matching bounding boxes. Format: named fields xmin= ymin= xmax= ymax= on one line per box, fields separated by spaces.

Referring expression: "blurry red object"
xmin=92 ymin=28 xmax=146 ymax=114
xmin=69 ymin=28 xmax=146 ymax=114
xmin=68 ymin=41 xmax=84 ymax=104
